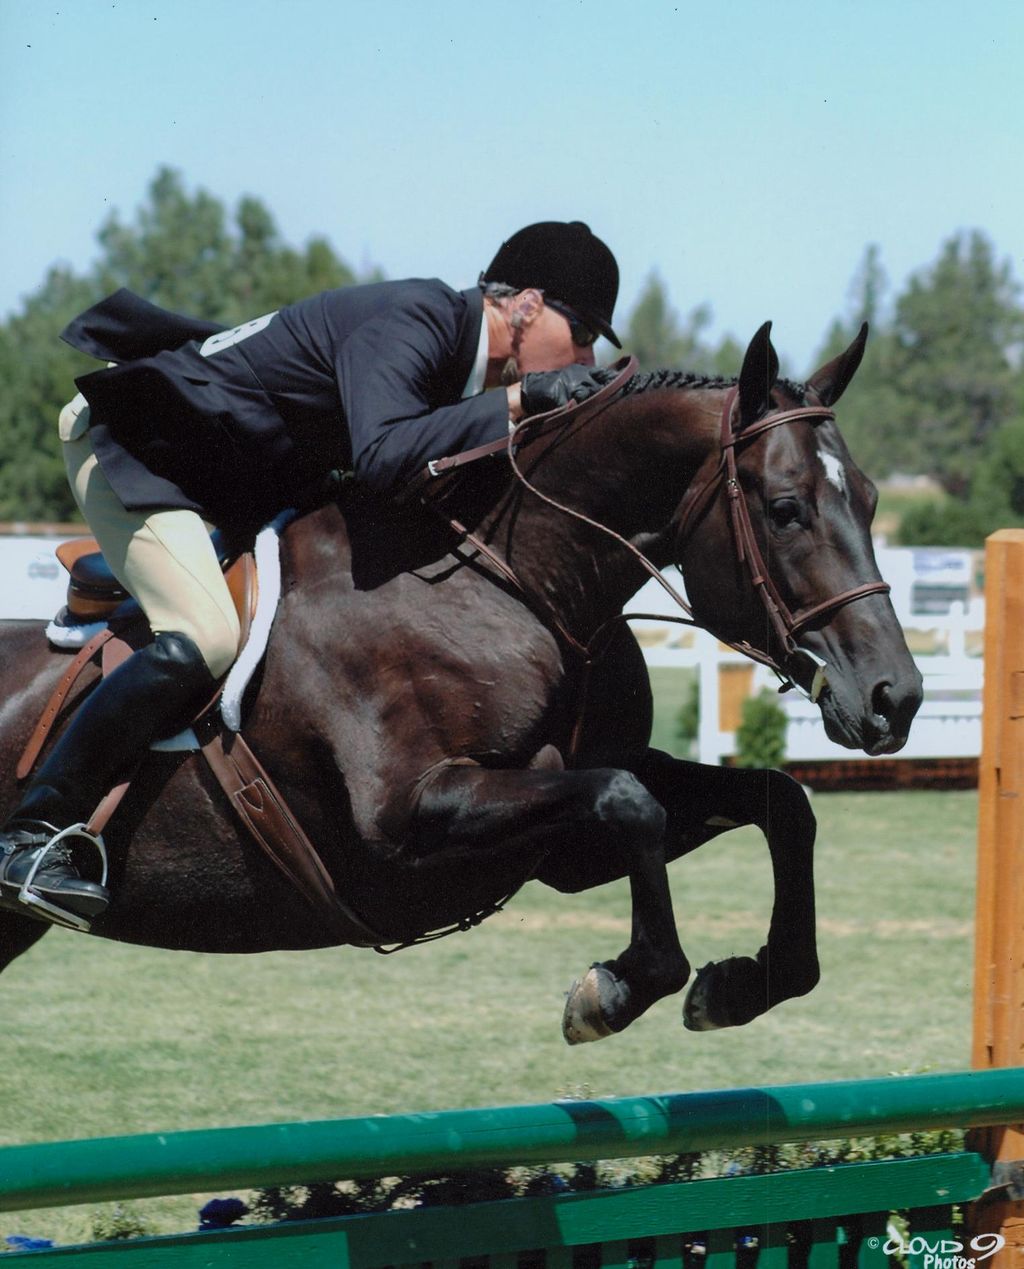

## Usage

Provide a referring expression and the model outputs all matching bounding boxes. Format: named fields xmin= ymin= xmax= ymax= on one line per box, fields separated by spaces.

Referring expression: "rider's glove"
xmin=519 ymin=366 xmax=604 ymax=416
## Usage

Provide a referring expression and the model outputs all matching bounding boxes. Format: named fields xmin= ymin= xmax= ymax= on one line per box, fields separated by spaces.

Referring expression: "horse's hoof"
xmin=682 ymin=962 xmax=724 ymax=1031
xmin=682 ymin=956 xmax=767 ymax=1031
xmin=562 ymin=966 xmax=618 ymax=1045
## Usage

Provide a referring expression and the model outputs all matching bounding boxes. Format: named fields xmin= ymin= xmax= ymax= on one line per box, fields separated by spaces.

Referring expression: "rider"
xmin=0 ymin=220 xmax=621 ymax=928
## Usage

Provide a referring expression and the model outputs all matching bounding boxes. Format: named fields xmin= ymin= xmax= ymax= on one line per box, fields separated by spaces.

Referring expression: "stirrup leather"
xmin=13 ymin=821 xmax=109 ymax=934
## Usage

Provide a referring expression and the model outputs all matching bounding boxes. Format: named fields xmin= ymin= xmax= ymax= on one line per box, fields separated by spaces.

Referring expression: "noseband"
xmin=675 ymin=387 xmax=891 ymax=701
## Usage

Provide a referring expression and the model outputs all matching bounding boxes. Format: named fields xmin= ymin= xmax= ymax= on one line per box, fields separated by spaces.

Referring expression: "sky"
xmin=1 ymin=0 xmax=1021 ymax=372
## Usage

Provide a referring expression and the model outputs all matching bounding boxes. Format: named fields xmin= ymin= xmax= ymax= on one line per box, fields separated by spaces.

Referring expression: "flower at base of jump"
xmin=198 ymin=1197 xmax=249 ymax=1230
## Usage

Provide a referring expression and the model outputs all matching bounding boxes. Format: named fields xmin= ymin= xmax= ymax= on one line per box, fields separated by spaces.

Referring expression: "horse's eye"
xmin=769 ymin=497 xmax=801 ymax=528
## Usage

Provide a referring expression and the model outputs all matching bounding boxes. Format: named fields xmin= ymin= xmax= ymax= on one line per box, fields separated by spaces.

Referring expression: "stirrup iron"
xmin=17 ymin=823 xmax=108 ymax=934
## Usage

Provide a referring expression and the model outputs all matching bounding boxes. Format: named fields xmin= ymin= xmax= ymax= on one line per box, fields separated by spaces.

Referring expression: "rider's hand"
xmin=519 ymin=366 xmax=603 ymax=416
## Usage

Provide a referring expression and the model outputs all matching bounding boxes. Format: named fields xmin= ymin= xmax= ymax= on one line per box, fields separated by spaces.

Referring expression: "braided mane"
xmin=589 ymin=365 xmax=807 ymax=398
xmin=615 ymin=367 xmax=735 ymax=394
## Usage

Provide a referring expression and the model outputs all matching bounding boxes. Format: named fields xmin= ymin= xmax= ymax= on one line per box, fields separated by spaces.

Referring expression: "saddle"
xmin=54 ymin=529 xmax=251 ymax=627
xmin=19 ymin=531 xmax=381 ymax=946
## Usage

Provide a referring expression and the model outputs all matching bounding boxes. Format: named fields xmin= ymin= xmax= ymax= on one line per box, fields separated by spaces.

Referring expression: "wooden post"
xmin=968 ymin=529 xmax=1024 ymax=1264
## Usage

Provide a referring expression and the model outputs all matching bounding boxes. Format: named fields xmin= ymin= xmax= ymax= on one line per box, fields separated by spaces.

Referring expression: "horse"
xmin=0 ymin=320 xmax=922 ymax=1042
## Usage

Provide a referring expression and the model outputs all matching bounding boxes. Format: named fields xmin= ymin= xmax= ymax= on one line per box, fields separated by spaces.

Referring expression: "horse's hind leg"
xmin=403 ymin=765 xmax=690 ymax=1042
xmin=0 ymin=913 xmax=51 ymax=977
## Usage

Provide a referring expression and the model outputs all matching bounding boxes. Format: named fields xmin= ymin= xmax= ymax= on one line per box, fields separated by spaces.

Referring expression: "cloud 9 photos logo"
xmin=871 ymin=1233 xmax=1005 ymax=1268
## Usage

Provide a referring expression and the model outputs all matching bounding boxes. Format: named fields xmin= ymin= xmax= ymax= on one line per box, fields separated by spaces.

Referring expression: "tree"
xmin=970 ymin=416 xmax=1024 ymax=524
xmin=623 ymin=271 xmax=705 ymax=371
xmin=93 ymin=168 xmax=358 ymax=323
xmin=809 ymin=235 xmax=1024 ymax=518
xmin=887 ymin=231 xmax=1023 ymax=496
xmin=807 ymin=245 xmax=918 ymax=480
xmin=900 ymin=413 xmax=1024 ymax=546
xmin=622 ymin=271 xmax=745 ymax=377
xmin=0 ymin=168 xmax=362 ymax=521
xmin=895 ymin=498 xmax=995 ymax=549
xmin=0 ymin=267 xmax=100 ymax=520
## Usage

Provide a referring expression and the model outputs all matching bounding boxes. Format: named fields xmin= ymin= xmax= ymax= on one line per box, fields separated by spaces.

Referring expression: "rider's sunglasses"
xmin=545 ymin=299 xmax=599 ymax=348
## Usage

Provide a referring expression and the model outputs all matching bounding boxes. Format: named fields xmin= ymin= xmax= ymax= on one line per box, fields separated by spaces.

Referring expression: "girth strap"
xmin=18 ymin=622 xmax=384 ymax=946
xmin=199 ymin=727 xmax=383 ymax=947
xmin=16 ymin=627 xmax=116 ymax=781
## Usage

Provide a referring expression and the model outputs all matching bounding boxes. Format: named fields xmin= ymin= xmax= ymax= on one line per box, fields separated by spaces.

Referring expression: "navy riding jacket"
xmin=61 ymin=281 xmax=509 ymax=528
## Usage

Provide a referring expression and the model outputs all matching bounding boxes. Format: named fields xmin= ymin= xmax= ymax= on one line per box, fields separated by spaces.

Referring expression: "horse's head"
xmin=676 ymin=322 xmax=923 ymax=755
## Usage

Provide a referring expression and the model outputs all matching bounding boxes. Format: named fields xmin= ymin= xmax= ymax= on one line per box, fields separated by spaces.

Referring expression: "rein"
xmin=381 ymin=371 xmax=893 ymax=952
xmin=424 ymin=356 xmax=694 ymax=654
xmin=416 ymin=362 xmax=891 ymax=733
xmin=417 ymin=357 xmax=648 ymax=661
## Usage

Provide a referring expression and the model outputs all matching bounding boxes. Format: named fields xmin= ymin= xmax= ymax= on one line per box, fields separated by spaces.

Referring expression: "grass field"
xmin=0 ymin=788 xmax=977 ymax=1246
xmin=647 ymin=665 xmax=696 ymax=755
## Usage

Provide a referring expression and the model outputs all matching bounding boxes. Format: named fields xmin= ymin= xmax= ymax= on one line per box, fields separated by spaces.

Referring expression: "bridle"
xmin=387 ymin=368 xmax=894 ymax=945
xmin=673 ymin=386 xmax=891 ymax=701
xmin=418 ymin=360 xmax=890 ymax=706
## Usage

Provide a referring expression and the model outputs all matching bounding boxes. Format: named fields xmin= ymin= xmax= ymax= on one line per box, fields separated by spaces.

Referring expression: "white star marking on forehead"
xmin=818 ymin=447 xmax=847 ymax=495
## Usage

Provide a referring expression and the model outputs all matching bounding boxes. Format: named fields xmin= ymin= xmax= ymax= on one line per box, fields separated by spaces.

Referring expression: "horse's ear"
xmin=737 ymin=321 xmax=779 ymax=428
xmin=806 ymin=322 xmax=869 ymax=406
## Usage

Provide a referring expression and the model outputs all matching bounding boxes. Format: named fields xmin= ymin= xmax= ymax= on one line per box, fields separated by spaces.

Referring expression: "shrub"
xmin=89 ymin=1205 xmax=152 ymax=1243
xmin=734 ymin=690 xmax=787 ymax=769
xmin=675 ymin=679 xmax=700 ymax=758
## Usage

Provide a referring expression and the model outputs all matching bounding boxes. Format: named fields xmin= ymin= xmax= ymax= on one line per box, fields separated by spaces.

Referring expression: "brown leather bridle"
xmin=674 ymin=386 xmax=891 ymax=700
xmin=418 ymin=361 xmax=891 ymax=705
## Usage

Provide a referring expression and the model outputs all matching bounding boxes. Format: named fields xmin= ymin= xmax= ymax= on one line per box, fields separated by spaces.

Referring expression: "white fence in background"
xmin=0 ymin=536 xmax=986 ymax=768
xmin=0 ymin=534 xmax=70 ymax=620
xmin=625 ymin=576 xmax=983 ymax=767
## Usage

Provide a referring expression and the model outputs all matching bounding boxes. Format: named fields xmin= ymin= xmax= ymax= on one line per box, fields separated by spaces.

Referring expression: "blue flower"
xmin=198 ymin=1197 xmax=249 ymax=1230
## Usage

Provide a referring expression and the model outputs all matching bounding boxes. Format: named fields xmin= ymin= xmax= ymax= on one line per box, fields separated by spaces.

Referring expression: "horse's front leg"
xmin=407 ymin=765 xmax=689 ymax=1042
xmin=631 ymin=751 xmax=820 ymax=1030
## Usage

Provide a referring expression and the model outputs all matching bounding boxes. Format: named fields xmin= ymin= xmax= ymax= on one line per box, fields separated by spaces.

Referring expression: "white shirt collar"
xmin=461 ymin=304 xmax=490 ymax=398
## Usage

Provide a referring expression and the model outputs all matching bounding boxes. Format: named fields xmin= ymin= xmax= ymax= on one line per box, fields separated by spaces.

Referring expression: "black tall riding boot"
xmin=0 ymin=631 xmax=218 ymax=930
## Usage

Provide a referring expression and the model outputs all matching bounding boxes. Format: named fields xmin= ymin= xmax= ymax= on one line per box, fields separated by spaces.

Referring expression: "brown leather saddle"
xmin=19 ymin=534 xmax=381 ymax=946
xmin=54 ymin=528 xmax=255 ymax=628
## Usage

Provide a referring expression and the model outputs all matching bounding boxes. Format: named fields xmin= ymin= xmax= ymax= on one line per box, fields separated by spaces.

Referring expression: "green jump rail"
xmin=2 ymin=1068 xmax=1022 ymax=1266
xmin=3 ymin=1067 xmax=1023 ymax=1211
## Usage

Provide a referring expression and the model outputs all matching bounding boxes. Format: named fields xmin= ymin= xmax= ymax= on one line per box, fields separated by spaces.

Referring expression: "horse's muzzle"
xmin=818 ymin=663 xmax=924 ymax=756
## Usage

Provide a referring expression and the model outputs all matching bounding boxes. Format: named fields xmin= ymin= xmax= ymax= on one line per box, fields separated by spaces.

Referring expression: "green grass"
xmin=646 ymin=665 xmax=695 ymax=756
xmin=0 ymin=789 xmax=977 ymax=1246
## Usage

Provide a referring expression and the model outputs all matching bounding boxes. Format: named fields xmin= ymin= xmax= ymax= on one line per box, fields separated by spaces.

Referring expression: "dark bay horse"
xmin=0 ymin=322 xmax=922 ymax=1042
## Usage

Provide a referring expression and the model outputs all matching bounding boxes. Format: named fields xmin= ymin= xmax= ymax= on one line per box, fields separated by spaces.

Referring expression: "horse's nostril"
xmin=871 ymin=680 xmax=894 ymax=720
xmin=871 ymin=676 xmax=924 ymax=733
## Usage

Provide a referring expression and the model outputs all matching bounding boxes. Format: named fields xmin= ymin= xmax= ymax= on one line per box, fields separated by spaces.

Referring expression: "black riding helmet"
xmin=481 ymin=221 xmax=621 ymax=348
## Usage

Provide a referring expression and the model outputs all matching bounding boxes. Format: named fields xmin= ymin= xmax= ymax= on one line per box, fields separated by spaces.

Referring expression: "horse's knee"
xmin=533 ymin=771 xmax=666 ymax=893
xmin=735 ymin=767 xmax=815 ymax=841
xmin=764 ymin=769 xmax=816 ymax=839
xmin=590 ymin=770 xmax=666 ymax=843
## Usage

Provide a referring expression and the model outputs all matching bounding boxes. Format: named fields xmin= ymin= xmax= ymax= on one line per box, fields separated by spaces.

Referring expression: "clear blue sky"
xmin=1 ymin=0 xmax=1020 ymax=371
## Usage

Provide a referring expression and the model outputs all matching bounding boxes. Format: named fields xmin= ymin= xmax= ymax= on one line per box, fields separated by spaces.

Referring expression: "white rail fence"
xmin=0 ymin=534 xmax=68 ymax=620
xmin=626 ymin=578 xmax=983 ymax=767
xmin=1 ymin=535 xmax=984 ymax=769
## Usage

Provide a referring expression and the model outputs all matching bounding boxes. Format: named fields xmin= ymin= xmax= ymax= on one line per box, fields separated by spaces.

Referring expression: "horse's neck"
xmin=488 ymin=387 xmax=724 ymax=639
